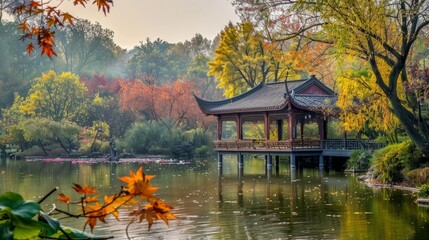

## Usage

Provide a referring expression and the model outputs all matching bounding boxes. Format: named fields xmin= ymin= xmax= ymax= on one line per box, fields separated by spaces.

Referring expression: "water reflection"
xmin=1 ymin=157 xmax=429 ymax=239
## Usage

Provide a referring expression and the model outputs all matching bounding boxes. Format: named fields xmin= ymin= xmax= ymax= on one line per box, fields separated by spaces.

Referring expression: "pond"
xmin=1 ymin=155 xmax=429 ymax=239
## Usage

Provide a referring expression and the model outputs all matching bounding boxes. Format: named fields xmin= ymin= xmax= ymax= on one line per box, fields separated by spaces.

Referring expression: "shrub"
xmin=124 ymin=121 xmax=213 ymax=157
xmin=194 ymin=145 xmax=211 ymax=156
xmin=418 ymin=184 xmax=429 ymax=198
xmin=347 ymin=150 xmax=371 ymax=170
xmin=405 ymin=167 xmax=429 ymax=187
xmin=373 ymin=141 xmax=426 ymax=184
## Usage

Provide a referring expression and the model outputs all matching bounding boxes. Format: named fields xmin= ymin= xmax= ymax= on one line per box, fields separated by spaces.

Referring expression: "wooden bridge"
xmin=213 ymin=139 xmax=385 ymax=155
xmin=213 ymin=139 xmax=385 ymax=172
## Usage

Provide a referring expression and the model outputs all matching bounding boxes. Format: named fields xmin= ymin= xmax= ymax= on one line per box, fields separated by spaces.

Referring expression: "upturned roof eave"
xmin=202 ymin=99 xmax=289 ymax=115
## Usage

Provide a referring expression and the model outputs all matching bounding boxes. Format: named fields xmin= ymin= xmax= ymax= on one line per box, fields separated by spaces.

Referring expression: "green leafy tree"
xmin=0 ymin=22 xmax=54 ymax=110
xmin=20 ymin=118 xmax=80 ymax=155
xmin=127 ymin=38 xmax=172 ymax=83
xmin=55 ymin=19 xmax=123 ymax=75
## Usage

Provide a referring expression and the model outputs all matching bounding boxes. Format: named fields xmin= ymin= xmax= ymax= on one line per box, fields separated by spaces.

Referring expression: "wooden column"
xmin=264 ymin=112 xmax=270 ymax=140
xmin=277 ymin=120 xmax=283 ymax=140
xmin=217 ymin=116 xmax=222 ymax=140
xmin=236 ymin=114 xmax=242 ymax=140
xmin=317 ymin=116 xmax=325 ymax=140
xmin=300 ymin=118 xmax=304 ymax=142
xmin=288 ymin=110 xmax=294 ymax=141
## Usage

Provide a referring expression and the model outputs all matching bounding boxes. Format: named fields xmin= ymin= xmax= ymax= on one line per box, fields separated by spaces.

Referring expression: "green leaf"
xmin=11 ymin=216 xmax=42 ymax=240
xmin=0 ymin=220 xmax=13 ymax=240
xmin=0 ymin=192 xmax=40 ymax=219
xmin=49 ymin=226 xmax=106 ymax=239
xmin=39 ymin=212 xmax=60 ymax=235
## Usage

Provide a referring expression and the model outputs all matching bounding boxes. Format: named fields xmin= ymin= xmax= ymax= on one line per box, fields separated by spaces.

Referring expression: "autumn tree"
xmin=208 ymin=22 xmax=272 ymax=97
xmin=19 ymin=71 xmax=88 ymax=122
xmin=232 ymin=0 xmax=429 ymax=154
xmin=4 ymin=0 xmax=114 ymax=58
xmin=208 ymin=21 xmax=321 ymax=98
xmin=337 ymin=62 xmax=402 ymax=143
xmin=55 ymin=19 xmax=123 ymax=75
xmin=119 ymin=79 xmax=207 ymax=130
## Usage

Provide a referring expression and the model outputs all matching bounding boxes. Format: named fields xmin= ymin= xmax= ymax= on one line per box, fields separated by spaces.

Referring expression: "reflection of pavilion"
xmin=196 ymin=76 xmax=339 ymax=171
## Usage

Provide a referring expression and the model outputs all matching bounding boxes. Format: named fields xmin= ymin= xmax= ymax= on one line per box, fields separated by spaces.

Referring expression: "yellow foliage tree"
xmin=337 ymin=60 xmax=402 ymax=142
xmin=19 ymin=71 xmax=88 ymax=122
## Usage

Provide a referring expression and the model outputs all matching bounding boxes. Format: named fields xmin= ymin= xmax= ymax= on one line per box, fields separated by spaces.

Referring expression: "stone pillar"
xmin=217 ymin=152 xmax=223 ymax=176
xmin=238 ymin=153 xmax=244 ymax=177
xmin=290 ymin=153 xmax=296 ymax=169
xmin=319 ymin=154 xmax=324 ymax=170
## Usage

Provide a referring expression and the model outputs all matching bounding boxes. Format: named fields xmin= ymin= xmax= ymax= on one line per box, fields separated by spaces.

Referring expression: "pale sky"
xmin=61 ymin=0 xmax=240 ymax=50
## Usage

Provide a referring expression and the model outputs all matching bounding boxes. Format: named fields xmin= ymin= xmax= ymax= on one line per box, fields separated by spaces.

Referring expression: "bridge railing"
xmin=322 ymin=140 xmax=386 ymax=151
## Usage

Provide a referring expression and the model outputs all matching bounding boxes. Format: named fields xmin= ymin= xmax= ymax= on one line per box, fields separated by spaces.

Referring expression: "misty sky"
xmin=61 ymin=0 xmax=240 ymax=49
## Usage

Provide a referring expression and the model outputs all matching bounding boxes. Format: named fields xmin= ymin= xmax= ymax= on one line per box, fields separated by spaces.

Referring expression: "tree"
xmin=0 ymin=22 xmax=55 ymax=110
xmin=232 ymin=0 xmax=429 ymax=154
xmin=337 ymin=62 xmax=402 ymax=142
xmin=19 ymin=71 xmax=88 ymax=122
xmin=208 ymin=21 xmax=318 ymax=98
xmin=188 ymin=54 xmax=222 ymax=99
xmin=20 ymin=118 xmax=80 ymax=155
xmin=208 ymin=22 xmax=272 ymax=97
xmin=5 ymin=0 xmax=113 ymax=58
xmin=55 ymin=19 xmax=123 ymax=75
xmin=89 ymin=94 xmax=136 ymax=138
xmin=127 ymin=38 xmax=172 ymax=83
xmin=118 ymin=79 xmax=208 ymax=130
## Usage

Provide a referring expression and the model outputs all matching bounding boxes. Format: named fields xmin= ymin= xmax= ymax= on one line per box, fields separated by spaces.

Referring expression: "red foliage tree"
xmin=118 ymin=79 xmax=212 ymax=130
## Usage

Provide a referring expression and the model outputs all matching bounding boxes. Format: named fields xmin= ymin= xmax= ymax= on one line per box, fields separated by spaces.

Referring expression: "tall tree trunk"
xmin=388 ymin=94 xmax=429 ymax=155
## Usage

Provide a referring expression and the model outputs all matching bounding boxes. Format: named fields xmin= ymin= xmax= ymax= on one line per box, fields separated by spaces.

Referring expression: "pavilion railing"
xmin=213 ymin=139 xmax=386 ymax=151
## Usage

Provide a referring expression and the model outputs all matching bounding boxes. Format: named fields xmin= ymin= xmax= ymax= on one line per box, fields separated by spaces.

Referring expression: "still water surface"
xmin=1 ymin=156 xmax=429 ymax=239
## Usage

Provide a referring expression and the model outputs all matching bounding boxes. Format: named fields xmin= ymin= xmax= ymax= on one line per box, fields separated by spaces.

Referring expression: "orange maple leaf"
xmin=85 ymin=196 xmax=99 ymax=203
xmin=61 ymin=12 xmax=75 ymax=26
xmin=73 ymin=0 xmax=88 ymax=7
xmin=57 ymin=193 xmax=70 ymax=204
xmin=129 ymin=199 xmax=176 ymax=230
xmin=84 ymin=202 xmax=103 ymax=232
xmin=100 ymin=195 xmax=120 ymax=222
xmin=119 ymin=167 xmax=158 ymax=198
xmin=93 ymin=0 xmax=112 ymax=15
xmin=26 ymin=43 xmax=34 ymax=55
xmin=18 ymin=20 xmax=29 ymax=33
xmin=72 ymin=183 xmax=96 ymax=195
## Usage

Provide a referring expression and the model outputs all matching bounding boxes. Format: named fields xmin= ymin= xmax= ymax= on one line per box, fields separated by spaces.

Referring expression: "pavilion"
xmin=195 ymin=75 xmax=340 ymax=170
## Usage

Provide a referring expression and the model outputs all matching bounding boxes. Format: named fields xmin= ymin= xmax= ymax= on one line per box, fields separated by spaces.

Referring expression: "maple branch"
xmin=38 ymin=187 xmax=58 ymax=204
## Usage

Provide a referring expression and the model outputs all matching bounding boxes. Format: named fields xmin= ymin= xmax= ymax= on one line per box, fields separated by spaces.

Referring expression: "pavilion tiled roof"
xmin=194 ymin=75 xmax=337 ymax=115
